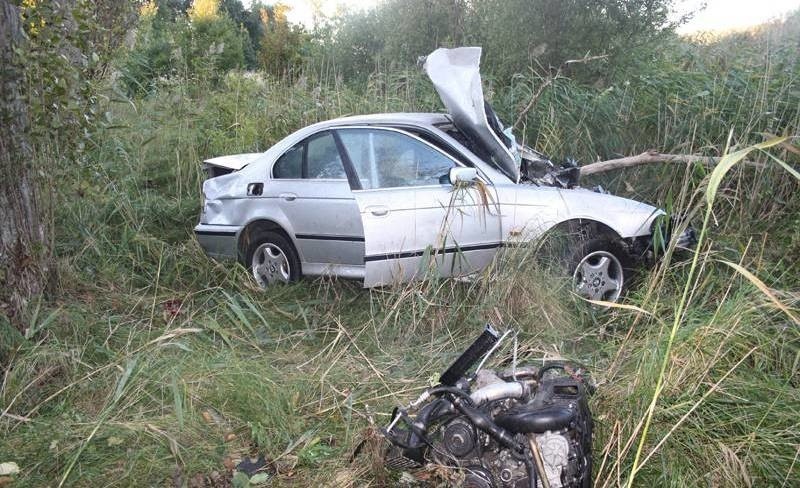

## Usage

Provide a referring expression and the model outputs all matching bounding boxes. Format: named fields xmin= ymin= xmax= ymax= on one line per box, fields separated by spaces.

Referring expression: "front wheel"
xmin=568 ymin=239 xmax=631 ymax=303
xmin=245 ymin=230 xmax=301 ymax=288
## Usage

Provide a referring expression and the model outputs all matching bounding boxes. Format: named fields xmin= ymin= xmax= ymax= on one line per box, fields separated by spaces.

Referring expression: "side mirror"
xmin=449 ymin=167 xmax=478 ymax=185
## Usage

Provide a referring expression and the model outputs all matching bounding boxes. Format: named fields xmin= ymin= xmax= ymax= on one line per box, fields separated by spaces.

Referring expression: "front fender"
xmin=558 ymin=189 xmax=663 ymax=238
xmin=508 ymin=186 xmax=663 ymax=240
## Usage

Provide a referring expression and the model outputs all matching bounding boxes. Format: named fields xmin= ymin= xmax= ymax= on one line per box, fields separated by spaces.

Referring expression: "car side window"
xmin=306 ymin=132 xmax=346 ymax=179
xmin=273 ymin=144 xmax=303 ymax=179
xmin=337 ymin=128 xmax=456 ymax=189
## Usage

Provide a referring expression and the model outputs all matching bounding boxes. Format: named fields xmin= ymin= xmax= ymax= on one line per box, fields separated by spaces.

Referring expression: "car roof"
xmin=323 ymin=112 xmax=452 ymax=127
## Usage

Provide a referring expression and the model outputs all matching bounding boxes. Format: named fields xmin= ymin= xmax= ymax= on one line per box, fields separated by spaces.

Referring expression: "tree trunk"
xmin=0 ymin=0 xmax=49 ymax=325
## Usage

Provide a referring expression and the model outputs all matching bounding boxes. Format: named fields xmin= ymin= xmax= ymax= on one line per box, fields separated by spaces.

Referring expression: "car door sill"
xmin=302 ymin=263 xmax=365 ymax=279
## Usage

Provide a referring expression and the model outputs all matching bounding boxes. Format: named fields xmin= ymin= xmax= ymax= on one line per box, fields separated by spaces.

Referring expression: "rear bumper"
xmin=194 ymin=224 xmax=241 ymax=260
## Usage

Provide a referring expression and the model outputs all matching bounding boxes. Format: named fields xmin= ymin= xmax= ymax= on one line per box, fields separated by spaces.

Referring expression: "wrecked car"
xmin=195 ymin=47 xmax=694 ymax=302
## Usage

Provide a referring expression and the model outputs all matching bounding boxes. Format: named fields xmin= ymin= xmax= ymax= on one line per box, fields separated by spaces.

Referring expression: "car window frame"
xmin=331 ymin=126 xmax=467 ymax=192
xmin=270 ymin=130 xmax=353 ymax=183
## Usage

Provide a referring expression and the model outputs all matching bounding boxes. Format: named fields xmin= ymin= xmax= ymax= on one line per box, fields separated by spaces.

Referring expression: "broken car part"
xmin=383 ymin=325 xmax=593 ymax=488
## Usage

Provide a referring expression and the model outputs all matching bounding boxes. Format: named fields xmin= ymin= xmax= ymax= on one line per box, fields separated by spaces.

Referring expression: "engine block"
xmin=384 ymin=363 xmax=593 ymax=488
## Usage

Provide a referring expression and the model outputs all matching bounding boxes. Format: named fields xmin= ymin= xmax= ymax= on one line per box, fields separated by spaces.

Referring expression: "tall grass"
xmin=2 ymin=20 xmax=800 ymax=488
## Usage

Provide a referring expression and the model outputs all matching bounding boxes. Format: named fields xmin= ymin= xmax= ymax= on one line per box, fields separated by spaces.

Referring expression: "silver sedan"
xmin=194 ymin=48 xmax=692 ymax=302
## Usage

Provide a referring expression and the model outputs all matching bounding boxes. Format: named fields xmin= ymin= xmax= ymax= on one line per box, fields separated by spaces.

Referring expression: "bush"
xmin=120 ymin=3 xmax=246 ymax=94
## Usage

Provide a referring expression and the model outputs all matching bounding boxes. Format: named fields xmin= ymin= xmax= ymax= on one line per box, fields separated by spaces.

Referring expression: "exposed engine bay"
xmin=518 ymin=145 xmax=582 ymax=190
xmin=383 ymin=326 xmax=593 ymax=488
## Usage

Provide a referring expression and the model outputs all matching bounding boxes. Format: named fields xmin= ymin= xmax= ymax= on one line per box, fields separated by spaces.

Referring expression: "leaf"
xmin=113 ymin=357 xmax=137 ymax=404
xmin=720 ymin=260 xmax=800 ymax=325
xmin=249 ymin=473 xmax=270 ymax=485
xmin=171 ymin=372 xmax=184 ymax=429
xmin=706 ymin=137 xmax=787 ymax=206
xmin=581 ymin=298 xmax=654 ymax=316
xmin=25 ymin=306 xmax=60 ymax=340
xmin=780 ymin=140 xmax=800 ymax=156
xmin=758 ymin=148 xmax=800 ymax=181
xmin=0 ymin=463 xmax=19 ymax=476
xmin=231 ymin=471 xmax=250 ymax=488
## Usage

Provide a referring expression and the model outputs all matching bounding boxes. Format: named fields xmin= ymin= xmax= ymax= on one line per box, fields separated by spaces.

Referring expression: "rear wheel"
xmin=245 ymin=230 xmax=300 ymax=288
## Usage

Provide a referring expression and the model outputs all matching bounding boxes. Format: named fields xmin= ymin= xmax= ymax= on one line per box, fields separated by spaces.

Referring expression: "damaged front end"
xmin=624 ymin=214 xmax=698 ymax=268
xmin=423 ymin=47 xmax=584 ymax=191
xmin=518 ymin=145 xmax=582 ymax=189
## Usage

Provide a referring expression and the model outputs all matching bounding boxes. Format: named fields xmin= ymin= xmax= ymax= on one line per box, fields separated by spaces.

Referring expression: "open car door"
xmin=335 ymin=127 xmax=502 ymax=287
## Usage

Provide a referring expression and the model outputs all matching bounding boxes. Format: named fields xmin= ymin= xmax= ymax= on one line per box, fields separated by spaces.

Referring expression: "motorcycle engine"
xmin=385 ymin=365 xmax=592 ymax=488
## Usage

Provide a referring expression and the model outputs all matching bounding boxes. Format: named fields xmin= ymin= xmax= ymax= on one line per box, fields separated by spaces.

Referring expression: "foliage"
xmin=220 ymin=0 xmax=266 ymax=69
xmin=121 ymin=0 xmax=314 ymax=93
xmin=20 ymin=0 xmax=97 ymax=153
xmin=83 ymin=0 xmax=142 ymax=79
xmin=187 ymin=0 xmax=219 ymax=22
xmin=310 ymin=0 xmax=467 ymax=80
xmin=184 ymin=11 xmax=246 ymax=77
xmin=258 ymin=3 xmax=305 ymax=76
xmin=120 ymin=0 xmax=246 ymax=94
xmin=311 ymin=0 xmax=686 ymax=83
xmin=470 ymin=0 xmax=681 ymax=81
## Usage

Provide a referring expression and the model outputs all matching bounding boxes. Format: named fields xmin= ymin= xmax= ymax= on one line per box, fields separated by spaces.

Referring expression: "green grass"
xmin=2 ymin=19 xmax=800 ymax=488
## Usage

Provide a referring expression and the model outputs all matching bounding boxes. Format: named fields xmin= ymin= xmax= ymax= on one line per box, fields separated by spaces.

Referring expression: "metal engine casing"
xmin=417 ymin=367 xmax=592 ymax=488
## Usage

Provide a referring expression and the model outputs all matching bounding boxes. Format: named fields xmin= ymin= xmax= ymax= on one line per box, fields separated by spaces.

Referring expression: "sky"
xmin=676 ymin=0 xmax=800 ymax=33
xmin=252 ymin=0 xmax=800 ymax=33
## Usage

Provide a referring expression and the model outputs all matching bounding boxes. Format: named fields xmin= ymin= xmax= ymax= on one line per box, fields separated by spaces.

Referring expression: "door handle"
xmin=279 ymin=192 xmax=297 ymax=201
xmin=366 ymin=205 xmax=390 ymax=217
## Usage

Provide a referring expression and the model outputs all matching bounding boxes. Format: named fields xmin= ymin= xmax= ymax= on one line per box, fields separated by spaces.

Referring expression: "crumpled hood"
xmin=424 ymin=47 xmax=521 ymax=182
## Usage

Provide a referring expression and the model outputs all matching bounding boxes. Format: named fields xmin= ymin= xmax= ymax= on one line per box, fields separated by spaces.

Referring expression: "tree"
xmin=313 ymin=0 xmax=684 ymax=83
xmin=0 ymin=0 xmax=48 ymax=324
xmin=220 ymin=0 xmax=264 ymax=69
xmin=121 ymin=0 xmax=246 ymax=93
xmin=185 ymin=0 xmax=246 ymax=77
xmin=467 ymin=0 xmax=679 ymax=81
xmin=259 ymin=3 xmax=304 ymax=76
xmin=188 ymin=0 xmax=219 ymax=21
xmin=85 ymin=0 xmax=143 ymax=79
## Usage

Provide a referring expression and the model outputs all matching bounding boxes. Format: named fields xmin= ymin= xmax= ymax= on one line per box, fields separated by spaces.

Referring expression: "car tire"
xmin=567 ymin=237 xmax=633 ymax=303
xmin=245 ymin=230 xmax=301 ymax=288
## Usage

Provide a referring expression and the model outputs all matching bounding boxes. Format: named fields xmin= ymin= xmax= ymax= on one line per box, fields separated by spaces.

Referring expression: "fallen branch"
xmin=513 ymin=77 xmax=556 ymax=130
xmin=578 ymin=150 xmax=762 ymax=176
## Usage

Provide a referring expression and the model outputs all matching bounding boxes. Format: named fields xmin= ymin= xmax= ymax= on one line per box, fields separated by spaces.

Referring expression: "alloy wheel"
xmin=251 ymin=243 xmax=291 ymax=287
xmin=572 ymin=250 xmax=624 ymax=302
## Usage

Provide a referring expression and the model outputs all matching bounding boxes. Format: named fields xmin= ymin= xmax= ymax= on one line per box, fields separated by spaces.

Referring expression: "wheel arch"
xmin=237 ymin=219 xmax=299 ymax=268
xmin=547 ymin=218 xmax=623 ymax=242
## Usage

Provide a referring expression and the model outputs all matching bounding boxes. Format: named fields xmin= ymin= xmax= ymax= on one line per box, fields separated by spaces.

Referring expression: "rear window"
xmin=271 ymin=131 xmax=347 ymax=180
xmin=273 ymin=145 xmax=303 ymax=178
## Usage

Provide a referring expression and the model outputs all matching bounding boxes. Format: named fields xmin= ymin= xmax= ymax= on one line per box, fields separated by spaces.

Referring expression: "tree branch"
xmin=513 ymin=53 xmax=608 ymax=130
xmin=578 ymin=150 xmax=763 ymax=176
